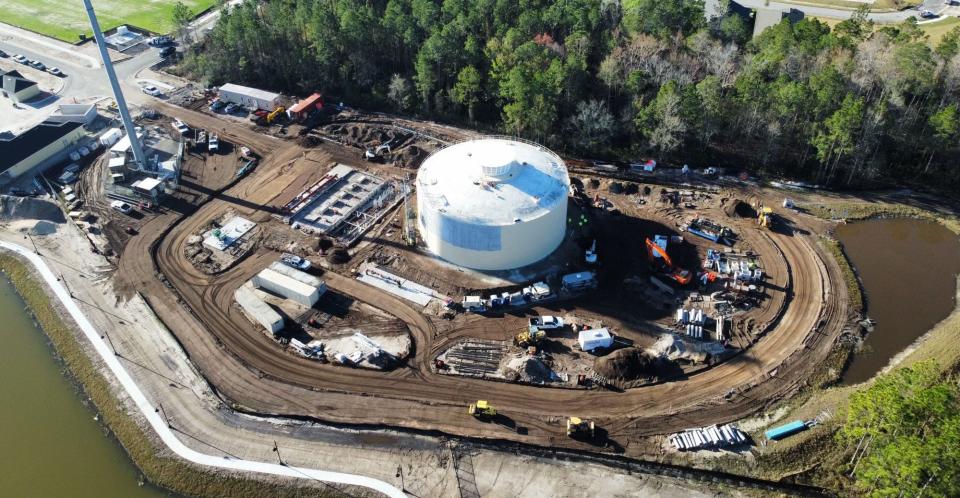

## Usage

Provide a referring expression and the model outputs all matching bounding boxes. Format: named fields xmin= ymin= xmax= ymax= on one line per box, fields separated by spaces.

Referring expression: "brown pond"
xmin=836 ymin=218 xmax=960 ymax=385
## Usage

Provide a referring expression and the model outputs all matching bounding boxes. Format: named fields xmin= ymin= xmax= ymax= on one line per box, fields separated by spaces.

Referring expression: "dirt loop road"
xmin=116 ymin=113 xmax=848 ymax=453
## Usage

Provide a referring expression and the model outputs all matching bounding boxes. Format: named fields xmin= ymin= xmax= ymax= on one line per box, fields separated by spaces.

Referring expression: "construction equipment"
xmin=266 ymin=106 xmax=285 ymax=124
xmin=585 ymin=239 xmax=598 ymax=264
xmin=468 ymin=400 xmax=496 ymax=419
xmin=567 ymin=417 xmax=596 ymax=438
xmin=758 ymin=207 xmax=776 ymax=229
xmin=515 ymin=326 xmax=546 ymax=348
xmin=645 ymin=237 xmax=692 ymax=285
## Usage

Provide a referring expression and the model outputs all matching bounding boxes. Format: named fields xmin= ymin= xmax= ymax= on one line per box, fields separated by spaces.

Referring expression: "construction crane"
xmin=645 ymin=237 xmax=692 ymax=285
xmin=758 ymin=206 xmax=776 ymax=229
xmin=515 ymin=326 xmax=546 ymax=348
xmin=567 ymin=417 xmax=596 ymax=439
xmin=468 ymin=400 xmax=496 ymax=419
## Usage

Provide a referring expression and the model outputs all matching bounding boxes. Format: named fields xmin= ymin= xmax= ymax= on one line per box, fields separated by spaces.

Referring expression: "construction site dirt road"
xmin=113 ymin=110 xmax=849 ymax=457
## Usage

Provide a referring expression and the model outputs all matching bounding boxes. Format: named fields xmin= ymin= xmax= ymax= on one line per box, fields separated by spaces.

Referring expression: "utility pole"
xmin=82 ymin=0 xmax=147 ymax=169
xmin=272 ymin=440 xmax=285 ymax=466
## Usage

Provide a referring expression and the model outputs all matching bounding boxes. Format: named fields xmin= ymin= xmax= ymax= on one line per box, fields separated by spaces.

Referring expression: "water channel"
xmin=836 ymin=218 xmax=960 ymax=385
xmin=0 ymin=275 xmax=171 ymax=497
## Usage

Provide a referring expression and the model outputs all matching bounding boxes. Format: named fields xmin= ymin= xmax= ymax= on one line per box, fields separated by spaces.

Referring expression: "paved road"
xmin=736 ymin=0 xmax=949 ymax=22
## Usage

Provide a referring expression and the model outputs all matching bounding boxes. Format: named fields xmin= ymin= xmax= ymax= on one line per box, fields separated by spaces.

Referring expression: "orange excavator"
xmin=646 ymin=237 xmax=692 ymax=285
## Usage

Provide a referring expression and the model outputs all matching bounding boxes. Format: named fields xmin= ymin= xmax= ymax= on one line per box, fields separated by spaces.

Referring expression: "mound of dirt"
xmin=0 ymin=195 xmax=65 ymax=223
xmin=724 ymin=199 xmax=756 ymax=219
xmin=30 ymin=220 xmax=57 ymax=235
xmin=505 ymin=355 xmax=554 ymax=383
xmin=594 ymin=347 xmax=658 ymax=381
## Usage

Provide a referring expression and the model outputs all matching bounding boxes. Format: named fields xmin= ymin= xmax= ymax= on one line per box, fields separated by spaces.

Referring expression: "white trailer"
xmin=234 ymin=286 xmax=284 ymax=333
xmin=218 ymin=83 xmax=281 ymax=111
xmin=268 ymin=262 xmax=326 ymax=295
xmin=252 ymin=268 xmax=320 ymax=306
xmin=578 ymin=328 xmax=613 ymax=352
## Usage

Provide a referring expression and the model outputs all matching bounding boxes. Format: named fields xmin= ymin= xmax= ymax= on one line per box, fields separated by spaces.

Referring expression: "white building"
xmin=416 ymin=137 xmax=569 ymax=271
xmin=234 ymin=286 xmax=284 ymax=333
xmin=218 ymin=83 xmax=281 ymax=111
xmin=252 ymin=267 xmax=321 ymax=307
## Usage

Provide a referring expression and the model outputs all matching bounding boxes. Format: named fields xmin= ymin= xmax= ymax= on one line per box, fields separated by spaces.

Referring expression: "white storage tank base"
xmin=416 ymin=137 xmax=569 ymax=271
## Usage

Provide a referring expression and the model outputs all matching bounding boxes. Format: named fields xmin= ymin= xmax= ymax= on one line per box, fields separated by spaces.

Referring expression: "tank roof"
xmin=417 ymin=138 xmax=569 ymax=226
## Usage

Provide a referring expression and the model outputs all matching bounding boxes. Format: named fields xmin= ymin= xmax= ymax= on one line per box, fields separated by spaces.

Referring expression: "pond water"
xmin=836 ymin=218 xmax=960 ymax=385
xmin=0 ymin=275 xmax=172 ymax=497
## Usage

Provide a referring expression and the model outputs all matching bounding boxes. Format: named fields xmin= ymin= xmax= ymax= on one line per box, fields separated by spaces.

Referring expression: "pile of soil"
xmin=296 ymin=134 xmax=321 ymax=148
xmin=0 ymin=195 xmax=65 ymax=223
xmin=594 ymin=347 xmax=658 ymax=381
xmin=725 ymin=199 xmax=756 ymax=219
xmin=505 ymin=355 xmax=554 ymax=383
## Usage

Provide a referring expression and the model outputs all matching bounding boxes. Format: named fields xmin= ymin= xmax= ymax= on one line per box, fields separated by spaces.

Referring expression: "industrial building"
xmin=416 ymin=137 xmax=570 ymax=270
xmin=252 ymin=267 xmax=322 ymax=306
xmin=234 ymin=286 xmax=284 ymax=333
xmin=218 ymin=83 xmax=281 ymax=111
xmin=0 ymin=120 xmax=86 ymax=184
xmin=1 ymin=69 xmax=40 ymax=104
xmin=47 ymin=103 xmax=98 ymax=125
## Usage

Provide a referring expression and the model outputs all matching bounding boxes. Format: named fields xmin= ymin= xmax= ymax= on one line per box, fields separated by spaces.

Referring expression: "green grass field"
xmin=0 ymin=0 xmax=216 ymax=42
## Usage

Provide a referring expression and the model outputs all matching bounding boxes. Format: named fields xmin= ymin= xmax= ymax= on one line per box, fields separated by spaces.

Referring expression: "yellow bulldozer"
xmin=567 ymin=417 xmax=596 ymax=439
xmin=758 ymin=206 xmax=776 ymax=229
xmin=468 ymin=400 xmax=496 ymax=419
xmin=515 ymin=326 xmax=546 ymax=348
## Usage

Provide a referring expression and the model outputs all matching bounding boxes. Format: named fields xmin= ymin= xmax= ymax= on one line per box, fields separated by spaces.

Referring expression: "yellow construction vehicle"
xmin=266 ymin=106 xmax=285 ymax=124
xmin=468 ymin=400 xmax=496 ymax=419
xmin=515 ymin=326 xmax=546 ymax=348
xmin=758 ymin=207 xmax=776 ymax=229
xmin=567 ymin=417 xmax=596 ymax=438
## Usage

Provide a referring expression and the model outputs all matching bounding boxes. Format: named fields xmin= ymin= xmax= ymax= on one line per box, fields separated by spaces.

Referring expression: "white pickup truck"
xmin=529 ymin=316 xmax=564 ymax=330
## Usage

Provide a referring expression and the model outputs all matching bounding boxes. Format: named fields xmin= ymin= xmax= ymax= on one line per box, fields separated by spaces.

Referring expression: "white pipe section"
xmin=0 ymin=241 xmax=405 ymax=498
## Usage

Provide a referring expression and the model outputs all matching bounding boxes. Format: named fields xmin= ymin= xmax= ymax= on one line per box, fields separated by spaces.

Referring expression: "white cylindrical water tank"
xmin=416 ymin=137 xmax=569 ymax=271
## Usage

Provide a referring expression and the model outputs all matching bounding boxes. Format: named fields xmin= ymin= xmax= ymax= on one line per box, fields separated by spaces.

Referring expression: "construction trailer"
xmin=578 ymin=328 xmax=613 ymax=352
xmin=217 ymin=83 xmax=281 ymax=111
xmin=267 ymin=261 xmax=326 ymax=295
xmin=252 ymin=267 xmax=321 ymax=306
xmin=234 ymin=286 xmax=284 ymax=333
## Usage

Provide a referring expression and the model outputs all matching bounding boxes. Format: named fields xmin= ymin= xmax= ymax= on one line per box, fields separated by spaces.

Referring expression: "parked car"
xmin=208 ymin=134 xmax=219 ymax=153
xmin=57 ymin=171 xmax=78 ymax=184
xmin=159 ymin=46 xmax=176 ymax=57
xmin=920 ymin=9 xmax=937 ymax=18
xmin=172 ymin=119 xmax=189 ymax=135
xmin=64 ymin=163 xmax=81 ymax=174
xmin=148 ymin=36 xmax=172 ymax=46
xmin=30 ymin=60 xmax=46 ymax=71
xmin=224 ymin=103 xmax=238 ymax=114
xmin=280 ymin=253 xmax=312 ymax=271
xmin=110 ymin=200 xmax=133 ymax=214
xmin=12 ymin=54 xmax=27 ymax=64
xmin=209 ymin=99 xmax=226 ymax=112
xmin=48 ymin=67 xmax=64 ymax=77
xmin=141 ymin=85 xmax=162 ymax=96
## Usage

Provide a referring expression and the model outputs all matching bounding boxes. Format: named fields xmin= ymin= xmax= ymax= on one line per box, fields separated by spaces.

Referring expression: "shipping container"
xmin=234 ymin=286 xmax=284 ymax=333
xmin=252 ymin=268 xmax=320 ymax=306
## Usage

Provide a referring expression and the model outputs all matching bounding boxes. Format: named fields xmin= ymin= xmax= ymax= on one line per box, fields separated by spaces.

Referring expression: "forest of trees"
xmin=839 ymin=361 xmax=960 ymax=497
xmin=178 ymin=0 xmax=960 ymax=188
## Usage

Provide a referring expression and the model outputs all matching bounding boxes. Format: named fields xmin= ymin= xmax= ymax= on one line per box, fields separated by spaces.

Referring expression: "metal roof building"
xmin=416 ymin=137 xmax=569 ymax=270
xmin=218 ymin=83 xmax=281 ymax=111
